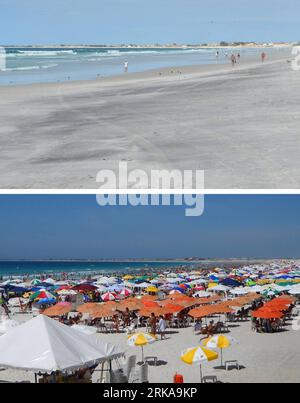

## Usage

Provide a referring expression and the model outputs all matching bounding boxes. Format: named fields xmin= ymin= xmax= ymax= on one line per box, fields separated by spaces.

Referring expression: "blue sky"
xmin=0 ymin=0 xmax=299 ymax=45
xmin=0 ymin=195 xmax=299 ymax=260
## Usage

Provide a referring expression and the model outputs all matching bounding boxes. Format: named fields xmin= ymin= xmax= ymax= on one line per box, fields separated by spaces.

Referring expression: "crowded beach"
xmin=0 ymin=261 xmax=300 ymax=383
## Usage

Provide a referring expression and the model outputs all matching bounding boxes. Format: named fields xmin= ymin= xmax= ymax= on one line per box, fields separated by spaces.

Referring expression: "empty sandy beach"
xmin=0 ymin=49 xmax=299 ymax=189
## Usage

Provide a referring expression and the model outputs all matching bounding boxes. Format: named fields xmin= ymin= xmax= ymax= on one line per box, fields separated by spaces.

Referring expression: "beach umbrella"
xmin=36 ymin=298 xmax=56 ymax=306
xmin=5 ymin=285 xmax=28 ymax=296
xmin=57 ymin=289 xmax=77 ymax=296
xmin=92 ymin=306 xmax=117 ymax=319
xmin=252 ymin=308 xmax=283 ymax=319
xmin=123 ymin=275 xmax=134 ymax=280
xmin=76 ymin=303 xmax=101 ymax=314
xmin=193 ymin=291 xmax=210 ymax=298
xmin=43 ymin=303 xmax=72 ymax=317
xmin=127 ymin=332 xmax=157 ymax=361
xmin=208 ymin=284 xmax=229 ymax=293
xmin=30 ymin=279 xmax=41 ymax=286
xmin=142 ymin=300 xmax=159 ymax=308
xmin=72 ymin=283 xmax=98 ymax=292
xmin=146 ymin=286 xmax=159 ymax=294
xmin=159 ymin=301 xmax=183 ymax=312
xmin=221 ymin=278 xmax=242 ymax=287
xmin=138 ymin=307 xmax=168 ymax=317
xmin=117 ymin=299 xmax=143 ymax=311
xmin=180 ymin=346 xmax=218 ymax=383
xmin=188 ymin=306 xmax=215 ymax=319
xmin=101 ymin=292 xmax=116 ymax=302
xmin=169 ymin=289 xmax=184 ymax=295
xmin=118 ymin=288 xmax=132 ymax=297
xmin=29 ymin=289 xmax=56 ymax=302
xmin=203 ymin=335 xmax=237 ymax=367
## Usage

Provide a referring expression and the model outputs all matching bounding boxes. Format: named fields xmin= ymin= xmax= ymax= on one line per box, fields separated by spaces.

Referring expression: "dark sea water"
xmin=0 ymin=260 xmax=197 ymax=278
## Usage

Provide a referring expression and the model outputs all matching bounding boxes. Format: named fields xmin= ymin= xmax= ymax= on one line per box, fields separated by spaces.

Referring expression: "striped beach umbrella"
xmin=127 ymin=332 xmax=157 ymax=361
xmin=181 ymin=346 xmax=218 ymax=383
xmin=101 ymin=292 xmax=116 ymax=302
xmin=118 ymin=288 xmax=132 ymax=297
xmin=203 ymin=335 xmax=237 ymax=366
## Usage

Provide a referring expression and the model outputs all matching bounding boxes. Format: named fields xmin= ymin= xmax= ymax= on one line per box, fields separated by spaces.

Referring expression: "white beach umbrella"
xmin=289 ymin=287 xmax=300 ymax=295
xmin=208 ymin=285 xmax=229 ymax=293
xmin=44 ymin=278 xmax=56 ymax=285
xmin=7 ymin=297 xmax=29 ymax=307
xmin=95 ymin=285 xmax=108 ymax=292
xmin=57 ymin=289 xmax=77 ymax=296
xmin=135 ymin=282 xmax=151 ymax=289
xmin=230 ymin=288 xmax=249 ymax=296
xmin=194 ymin=291 xmax=210 ymax=298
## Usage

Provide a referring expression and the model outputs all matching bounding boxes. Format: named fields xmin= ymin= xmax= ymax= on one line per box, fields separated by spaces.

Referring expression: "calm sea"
xmin=0 ymin=260 xmax=197 ymax=278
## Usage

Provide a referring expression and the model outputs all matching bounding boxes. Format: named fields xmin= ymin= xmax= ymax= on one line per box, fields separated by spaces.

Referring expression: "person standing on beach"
xmin=261 ymin=52 xmax=266 ymax=62
xmin=123 ymin=307 xmax=131 ymax=326
xmin=124 ymin=61 xmax=128 ymax=73
xmin=231 ymin=54 xmax=236 ymax=67
xmin=149 ymin=312 xmax=157 ymax=335
xmin=158 ymin=315 xmax=167 ymax=340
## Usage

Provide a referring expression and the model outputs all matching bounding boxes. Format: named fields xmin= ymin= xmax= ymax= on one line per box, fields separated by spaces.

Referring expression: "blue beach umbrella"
xmin=36 ymin=298 xmax=56 ymax=305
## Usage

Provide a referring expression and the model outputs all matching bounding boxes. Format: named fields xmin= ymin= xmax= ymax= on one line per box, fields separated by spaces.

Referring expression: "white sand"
xmin=0 ymin=49 xmax=299 ymax=189
xmin=1 ymin=311 xmax=299 ymax=383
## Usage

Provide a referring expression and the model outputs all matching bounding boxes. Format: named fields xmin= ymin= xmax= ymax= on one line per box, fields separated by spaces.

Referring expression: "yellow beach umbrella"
xmin=127 ymin=332 xmax=157 ymax=361
xmin=146 ymin=286 xmax=158 ymax=294
xmin=203 ymin=335 xmax=237 ymax=367
xmin=123 ymin=275 xmax=134 ymax=280
xmin=181 ymin=346 xmax=218 ymax=383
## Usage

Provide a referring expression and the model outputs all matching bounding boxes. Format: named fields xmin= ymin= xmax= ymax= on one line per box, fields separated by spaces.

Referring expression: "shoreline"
xmin=0 ymin=259 xmax=287 ymax=279
xmin=1 ymin=48 xmax=291 ymax=90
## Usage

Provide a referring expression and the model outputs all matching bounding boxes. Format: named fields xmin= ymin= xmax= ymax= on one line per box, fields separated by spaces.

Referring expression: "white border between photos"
xmin=0 ymin=189 xmax=299 ymax=194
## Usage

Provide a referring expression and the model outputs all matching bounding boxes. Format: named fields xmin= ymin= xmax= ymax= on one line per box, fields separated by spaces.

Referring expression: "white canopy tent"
xmin=0 ymin=315 xmax=124 ymax=374
xmin=71 ymin=324 xmax=98 ymax=336
xmin=0 ymin=317 xmax=20 ymax=334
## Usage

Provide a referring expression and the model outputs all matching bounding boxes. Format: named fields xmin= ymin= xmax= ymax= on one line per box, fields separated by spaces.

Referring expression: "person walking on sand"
xmin=124 ymin=60 xmax=128 ymax=73
xmin=231 ymin=53 xmax=236 ymax=67
xmin=261 ymin=52 xmax=266 ymax=63
xmin=158 ymin=315 xmax=167 ymax=340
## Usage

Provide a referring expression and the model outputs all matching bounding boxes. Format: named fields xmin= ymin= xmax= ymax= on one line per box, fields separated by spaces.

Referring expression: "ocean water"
xmin=0 ymin=46 xmax=269 ymax=85
xmin=0 ymin=260 xmax=198 ymax=278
